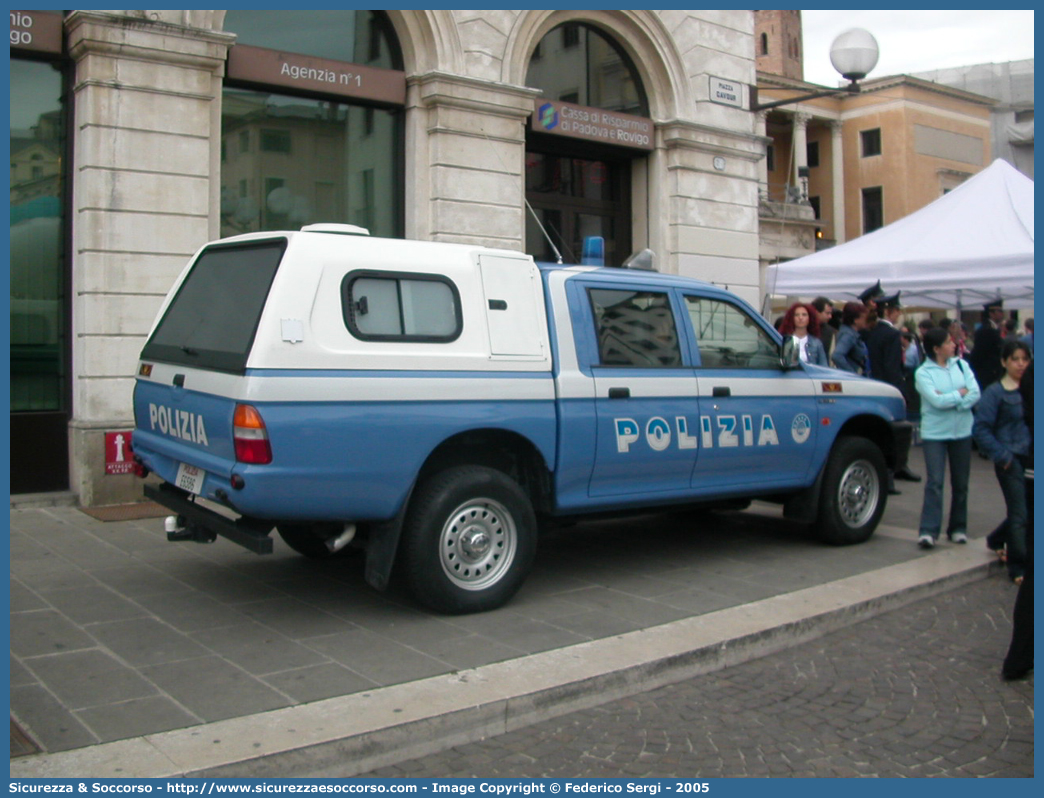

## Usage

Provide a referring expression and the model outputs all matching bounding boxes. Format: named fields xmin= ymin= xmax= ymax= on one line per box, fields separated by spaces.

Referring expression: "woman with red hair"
xmin=779 ymin=302 xmax=829 ymax=366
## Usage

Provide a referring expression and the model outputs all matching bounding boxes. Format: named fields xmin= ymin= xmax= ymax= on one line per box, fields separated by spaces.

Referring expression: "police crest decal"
xmin=791 ymin=413 xmax=812 ymax=444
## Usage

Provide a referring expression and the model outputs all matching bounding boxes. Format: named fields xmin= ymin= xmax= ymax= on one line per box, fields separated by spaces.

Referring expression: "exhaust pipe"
xmin=325 ymin=523 xmax=356 ymax=553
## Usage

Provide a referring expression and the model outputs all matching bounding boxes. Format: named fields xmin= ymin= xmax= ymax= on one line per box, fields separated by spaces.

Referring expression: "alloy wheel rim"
xmin=838 ymin=459 xmax=879 ymax=528
xmin=439 ymin=498 xmax=517 ymax=590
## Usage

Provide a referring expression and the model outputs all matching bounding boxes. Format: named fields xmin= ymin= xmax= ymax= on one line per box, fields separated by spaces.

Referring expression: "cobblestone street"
xmin=358 ymin=575 xmax=1033 ymax=778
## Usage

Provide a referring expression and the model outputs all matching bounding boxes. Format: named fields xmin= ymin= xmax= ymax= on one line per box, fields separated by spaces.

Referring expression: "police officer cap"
xmin=878 ymin=291 xmax=902 ymax=309
xmin=857 ymin=280 xmax=884 ymax=304
xmin=983 ymin=297 xmax=1004 ymax=311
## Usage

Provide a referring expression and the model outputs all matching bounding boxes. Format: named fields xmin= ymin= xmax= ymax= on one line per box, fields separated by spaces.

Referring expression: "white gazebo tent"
xmin=765 ymin=159 xmax=1034 ymax=310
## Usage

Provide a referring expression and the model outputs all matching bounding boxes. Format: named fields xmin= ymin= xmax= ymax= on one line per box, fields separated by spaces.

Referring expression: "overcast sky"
xmin=801 ymin=10 xmax=1035 ymax=86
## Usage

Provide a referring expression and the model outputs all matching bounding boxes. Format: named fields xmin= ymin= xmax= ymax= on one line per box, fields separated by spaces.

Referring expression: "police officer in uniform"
xmin=857 ymin=280 xmax=884 ymax=310
xmin=970 ymin=298 xmax=1006 ymax=389
xmin=866 ymin=291 xmax=921 ymax=492
xmin=856 ymin=281 xmax=885 ymax=367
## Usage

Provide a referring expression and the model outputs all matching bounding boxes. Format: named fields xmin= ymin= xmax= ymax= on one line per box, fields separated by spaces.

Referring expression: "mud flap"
xmin=363 ymin=506 xmax=408 ymax=592
xmin=783 ymin=466 xmax=825 ymax=524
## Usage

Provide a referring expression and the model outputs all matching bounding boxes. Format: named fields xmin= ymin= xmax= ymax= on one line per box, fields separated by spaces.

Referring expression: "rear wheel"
xmin=816 ymin=437 xmax=887 ymax=545
xmin=401 ymin=465 xmax=537 ymax=614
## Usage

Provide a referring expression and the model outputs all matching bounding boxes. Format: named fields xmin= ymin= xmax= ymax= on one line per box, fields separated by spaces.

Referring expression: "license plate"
xmin=175 ymin=462 xmax=205 ymax=495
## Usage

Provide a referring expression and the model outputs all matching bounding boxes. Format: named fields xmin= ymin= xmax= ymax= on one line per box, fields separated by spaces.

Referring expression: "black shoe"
xmin=895 ymin=468 xmax=922 ymax=482
xmin=888 ymin=487 xmax=902 ymax=495
xmin=1002 ymin=667 xmax=1032 ymax=681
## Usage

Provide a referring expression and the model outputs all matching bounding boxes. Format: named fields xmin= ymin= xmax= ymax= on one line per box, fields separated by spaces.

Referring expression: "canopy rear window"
xmin=141 ymin=239 xmax=287 ymax=372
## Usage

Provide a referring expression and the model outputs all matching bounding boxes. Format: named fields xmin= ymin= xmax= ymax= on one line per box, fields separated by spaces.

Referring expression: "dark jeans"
xmin=1004 ymin=475 xmax=1033 ymax=676
xmin=893 ymin=420 xmax=914 ymax=472
xmin=1003 ymin=545 xmax=1033 ymax=677
xmin=987 ymin=458 xmax=1030 ymax=579
xmin=918 ymin=437 xmax=971 ymax=539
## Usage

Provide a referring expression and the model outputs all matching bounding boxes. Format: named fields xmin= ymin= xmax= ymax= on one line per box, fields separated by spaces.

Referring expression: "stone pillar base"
xmin=69 ymin=420 xmax=146 ymax=507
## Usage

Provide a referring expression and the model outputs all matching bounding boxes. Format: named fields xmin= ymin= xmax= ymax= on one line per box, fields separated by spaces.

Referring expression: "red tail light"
xmin=233 ymin=404 xmax=272 ymax=464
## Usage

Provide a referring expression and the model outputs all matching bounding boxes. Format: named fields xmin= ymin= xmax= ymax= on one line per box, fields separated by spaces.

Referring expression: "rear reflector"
xmin=233 ymin=404 xmax=272 ymax=464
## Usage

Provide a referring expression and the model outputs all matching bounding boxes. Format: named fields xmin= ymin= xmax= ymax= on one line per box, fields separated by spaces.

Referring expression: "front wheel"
xmin=400 ymin=466 xmax=537 ymax=614
xmin=816 ymin=437 xmax=888 ymax=545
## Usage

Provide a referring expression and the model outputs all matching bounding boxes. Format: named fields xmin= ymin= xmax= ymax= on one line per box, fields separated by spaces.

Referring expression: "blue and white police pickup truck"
xmin=132 ymin=224 xmax=905 ymax=613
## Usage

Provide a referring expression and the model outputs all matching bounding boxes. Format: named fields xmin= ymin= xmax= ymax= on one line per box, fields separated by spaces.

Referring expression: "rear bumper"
xmin=145 ymin=482 xmax=275 ymax=554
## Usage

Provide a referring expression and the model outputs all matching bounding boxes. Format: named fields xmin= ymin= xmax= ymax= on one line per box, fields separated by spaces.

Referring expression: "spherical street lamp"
xmin=829 ymin=28 xmax=880 ymax=83
xmin=751 ymin=27 xmax=880 ymax=111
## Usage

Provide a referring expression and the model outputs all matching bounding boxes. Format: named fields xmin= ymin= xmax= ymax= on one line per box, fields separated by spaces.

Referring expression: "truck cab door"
xmin=683 ymin=295 xmax=819 ymax=492
xmin=583 ymin=285 xmax=701 ymax=498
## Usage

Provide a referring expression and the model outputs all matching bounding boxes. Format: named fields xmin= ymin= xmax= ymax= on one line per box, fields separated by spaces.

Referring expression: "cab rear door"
xmin=580 ymin=282 xmax=701 ymax=498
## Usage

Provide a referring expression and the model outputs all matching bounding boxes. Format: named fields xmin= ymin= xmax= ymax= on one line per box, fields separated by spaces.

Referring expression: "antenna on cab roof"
xmin=524 ymin=199 xmax=564 ymax=264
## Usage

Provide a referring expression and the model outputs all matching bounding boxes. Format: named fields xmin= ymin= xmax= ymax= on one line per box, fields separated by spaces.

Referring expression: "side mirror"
xmin=781 ymin=335 xmax=802 ymax=370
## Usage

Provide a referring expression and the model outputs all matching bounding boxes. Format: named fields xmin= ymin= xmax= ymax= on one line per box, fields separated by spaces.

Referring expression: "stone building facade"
xmin=10 ymin=9 xmax=764 ymax=505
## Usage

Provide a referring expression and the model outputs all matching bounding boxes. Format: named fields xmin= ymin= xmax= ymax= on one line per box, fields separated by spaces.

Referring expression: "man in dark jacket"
xmin=866 ymin=292 xmax=906 ymax=393
xmin=866 ymin=291 xmax=920 ymax=488
xmin=811 ymin=296 xmax=836 ymax=359
xmin=970 ymin=298 xmax=1006 ymax=389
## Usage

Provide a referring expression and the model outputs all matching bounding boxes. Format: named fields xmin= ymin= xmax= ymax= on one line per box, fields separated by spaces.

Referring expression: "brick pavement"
xmin=356 ymin=574 xmax=1033 ymax=778
xmin=10 ymin=450 xmax=1025 ymax=776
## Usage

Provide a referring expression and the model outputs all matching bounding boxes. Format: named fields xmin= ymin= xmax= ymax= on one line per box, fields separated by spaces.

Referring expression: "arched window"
xmin=523 ymin=23 xmax=650 ymax=266
xmin=221 ymin=11 xmax=404 ymax=238
xmin=761 ymin=33 xmax=770 ymax=56
xmin=526 ymin=22 xmax=647 ymax=116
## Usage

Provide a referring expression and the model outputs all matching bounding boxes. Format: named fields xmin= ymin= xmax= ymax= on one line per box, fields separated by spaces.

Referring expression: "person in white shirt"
xmin=778 ymin=302 xmax=828 ymax=366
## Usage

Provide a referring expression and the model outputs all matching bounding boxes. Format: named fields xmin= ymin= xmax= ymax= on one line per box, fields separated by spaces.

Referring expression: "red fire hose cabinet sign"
xmin=105 ymin=431 xmax=135 ymax=475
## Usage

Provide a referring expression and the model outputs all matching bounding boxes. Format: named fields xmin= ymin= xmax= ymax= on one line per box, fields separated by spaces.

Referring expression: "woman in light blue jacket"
xmin=913 ymin=327 xmax=981 ymax=549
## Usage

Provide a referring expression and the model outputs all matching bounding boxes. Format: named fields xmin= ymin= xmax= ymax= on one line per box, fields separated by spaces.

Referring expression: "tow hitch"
xmin=164 ymin=515 xmax=217 ymax=544
xmin=145 ymin=483 xmax=274 ymax=554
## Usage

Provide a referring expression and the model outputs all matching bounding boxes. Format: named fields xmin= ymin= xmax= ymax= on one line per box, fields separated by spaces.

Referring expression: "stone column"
xmin=408 ymin=71 xmax=539 ymax=249
xmin=831 ymin=120 xmax=847 ymax=244
xmin=659 ymin=120 xmax=764 ymax=307
xmin=755 ymin=111 xmax=769 ymax=201
xmin=65 ymin=11 xmax=234 ymax=506
xmin=791 ymin=112 xmax=810 ymax=200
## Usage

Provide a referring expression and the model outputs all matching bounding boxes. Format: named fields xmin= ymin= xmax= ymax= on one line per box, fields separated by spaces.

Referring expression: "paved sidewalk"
xmin=356 ymin=574 xmax=1033 ymax=778
xmin=9 ymin=451 xmax=1013 ymax=776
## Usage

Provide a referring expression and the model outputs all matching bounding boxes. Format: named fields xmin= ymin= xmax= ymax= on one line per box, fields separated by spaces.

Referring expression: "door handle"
xmin=712 ymin=386 xmax=731 ymax=397
xmin=608 ymin=387 xmax=630 ymax=399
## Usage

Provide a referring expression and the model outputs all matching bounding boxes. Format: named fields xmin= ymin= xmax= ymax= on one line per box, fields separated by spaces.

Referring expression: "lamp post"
xmin=752 ymin=28 xmax=880 ymax=111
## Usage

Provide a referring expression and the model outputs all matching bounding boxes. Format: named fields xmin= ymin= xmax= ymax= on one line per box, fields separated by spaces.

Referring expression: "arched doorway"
xmin=524 ymin=22 xmax=651 ymax=266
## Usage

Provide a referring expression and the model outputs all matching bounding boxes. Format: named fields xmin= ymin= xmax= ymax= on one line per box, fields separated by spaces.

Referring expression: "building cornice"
xmin=756 ymin=70 xmax=998 ymax=109
xmin=657 ymin=119 xmax=764 ymax=162
xmin=66 ymin=10 xmax=235 ymax=71
xmin=410 ymin=70 xmax=540 ymax=119
xmin=858 ymin=74 xmax=998 ymax=107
